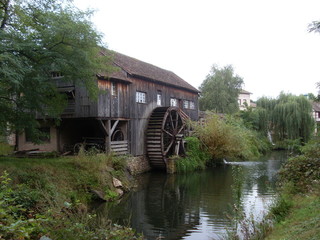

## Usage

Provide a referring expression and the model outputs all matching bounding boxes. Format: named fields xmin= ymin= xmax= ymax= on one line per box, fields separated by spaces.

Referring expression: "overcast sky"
xmin=74 ymin=0 xmax=320 ymax=100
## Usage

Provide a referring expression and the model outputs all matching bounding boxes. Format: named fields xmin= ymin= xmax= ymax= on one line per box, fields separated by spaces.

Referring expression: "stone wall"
xmin=126 ymin=156 xmax=151 ymax=175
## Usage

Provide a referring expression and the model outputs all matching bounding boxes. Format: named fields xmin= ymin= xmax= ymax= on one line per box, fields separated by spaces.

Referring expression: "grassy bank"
xmin=266 ymin=194 xmax=320 ymax=240
xmin=0 ymin=153 xmax=142 ymax=240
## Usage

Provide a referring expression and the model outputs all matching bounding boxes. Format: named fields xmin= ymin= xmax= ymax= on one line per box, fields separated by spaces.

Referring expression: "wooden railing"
xmin=110 ymin=140 xmax=128 ymax=155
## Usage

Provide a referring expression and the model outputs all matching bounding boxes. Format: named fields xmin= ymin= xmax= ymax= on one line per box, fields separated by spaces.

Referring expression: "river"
xmin=94 ymin=151 xmax=288 ymax=240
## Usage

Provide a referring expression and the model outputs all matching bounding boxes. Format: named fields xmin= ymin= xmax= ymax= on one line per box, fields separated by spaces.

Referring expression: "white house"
xmin=238 ymin=89 xmax=252 ymax=110
xmin=312 ymin=101 xmax=320 ymax=133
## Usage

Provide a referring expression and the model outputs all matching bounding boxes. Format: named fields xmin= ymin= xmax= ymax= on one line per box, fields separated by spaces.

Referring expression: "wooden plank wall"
xmin=128 ymin=78 xmax=199 ymax=156
xmin=55 ymin=77 xmax=198 ymax=157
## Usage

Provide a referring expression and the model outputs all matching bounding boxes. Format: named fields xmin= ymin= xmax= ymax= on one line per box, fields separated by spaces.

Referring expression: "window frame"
xmin=136 ymin=91 xmax=147 ymax=103
xmin=170 ymin=98 xmax=178 ymax=107
xmin=189 ymin=101 xmax=195 ymax=110
xmin=111 ymin=82 xmax=117 ymax=96
xmin=157 ymin=91 xmax=162 ymax=106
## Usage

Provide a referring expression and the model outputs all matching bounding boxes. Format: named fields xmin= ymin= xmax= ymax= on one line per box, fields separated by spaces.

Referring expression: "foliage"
xmin=0 ymin=171 xmax=47 ymax=240
xmin=199 ymin=65 xmax=243 ymax=114
xmin=264 ymin=137 xmax=320 ymax=239
xmin=278 ymin=141 xmax=320 ymax=193
xmin=269 ymin=194 xmax=293 ymax=223
xmin=0 ymin=141 xmax=12 ymax=155
xmin=175 ymin=137 xmax=210 ymax=172
xmin=309 ymin=20 xmax=320 ymax=33
xmin=0 ymin=156 xmax=141 ymax=239
xmin=0 ymin=0 xmax=113 ymax=141
xmin=255 ymin=93 xmax=314 ymax=145
xmin=191 ymin=113 xmax=270 ymax=162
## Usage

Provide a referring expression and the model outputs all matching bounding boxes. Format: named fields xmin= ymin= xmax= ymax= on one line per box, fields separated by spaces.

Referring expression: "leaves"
xmin=256 ymin=93 xmax=314 ymax=144
xmin=0 ymin=0 xmax=113 ymax=140
xmin=199 ymin=65 xmax=243 ymax=114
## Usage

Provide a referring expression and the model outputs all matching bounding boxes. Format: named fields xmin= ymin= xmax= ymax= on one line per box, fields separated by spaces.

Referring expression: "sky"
xmin=74 ymin=0 xmax=320 ymax=100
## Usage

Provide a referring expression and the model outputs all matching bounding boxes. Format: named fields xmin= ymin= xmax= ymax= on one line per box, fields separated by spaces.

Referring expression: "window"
xmin=189 ymin=101 xmax=195 ymax=109
xmin=183 ymin=100 xmax=189 ymax=109
xmin=157 ymin=91 xmax=162 ymax=106
xmin=51 ymin=71 xmax=63 ymax=79
xmin=111 ymin=82 xmax=117 ymax=96
xmin=136 ymin=91 xmax=146 ymax=103
xmin=170 ymin=98 xmax=177 ymax=107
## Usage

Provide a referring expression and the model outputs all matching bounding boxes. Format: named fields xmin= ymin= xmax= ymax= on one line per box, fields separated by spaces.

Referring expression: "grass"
xmin=266 ymin=194 xmax=320 ymax=240
xmin=0 ymin=153 xmax=129 ymax=205
xmin=0 ymin=142 xmax=13 ymax=155
xmin=0 ymin=154 xmax=142 ymax=239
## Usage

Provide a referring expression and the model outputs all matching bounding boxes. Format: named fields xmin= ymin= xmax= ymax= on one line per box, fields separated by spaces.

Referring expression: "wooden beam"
xmin=99 ymin=120 xmax=108 ymax=136
xmin=110 ymin=120 xmax=119 ymax=136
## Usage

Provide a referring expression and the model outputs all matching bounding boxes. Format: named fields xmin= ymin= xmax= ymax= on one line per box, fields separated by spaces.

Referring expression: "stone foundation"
xmin=126 ymin=156 xmax=151 ymax=175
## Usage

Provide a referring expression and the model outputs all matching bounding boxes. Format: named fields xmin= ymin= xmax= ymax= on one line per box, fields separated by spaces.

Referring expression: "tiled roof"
xmin=240 ymin=89 xmax=252 ymax=94
xmin=101 ymin=50 xmax=199 ymax=93
xmin=312 ymin=101 xmax=320 ymax=112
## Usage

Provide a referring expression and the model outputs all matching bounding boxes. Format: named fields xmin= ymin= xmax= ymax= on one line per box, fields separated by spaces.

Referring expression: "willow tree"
xmin=256 ymin=93 xmax=314 ymax=143
xmin=0 ymin=0 xmax=112 ymax=139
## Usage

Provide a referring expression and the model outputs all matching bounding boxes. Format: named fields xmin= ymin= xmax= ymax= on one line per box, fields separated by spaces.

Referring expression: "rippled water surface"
xmin=94 ymin=151 xmax=288 ymax=240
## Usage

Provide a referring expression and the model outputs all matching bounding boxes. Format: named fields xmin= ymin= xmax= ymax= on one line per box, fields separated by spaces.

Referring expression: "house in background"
xmin=238 ymin=89 xmax=252 ymax=110
xmin=312 ymin=101 xmax=320 ymax=133
xmin=17 ymin=51 xmax=199 ymax=170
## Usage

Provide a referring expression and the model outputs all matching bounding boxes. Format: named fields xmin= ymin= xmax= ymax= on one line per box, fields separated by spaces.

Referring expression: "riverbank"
xmin=266 ymin=193 xmax=320 ymax=239
xmin=243 ymin=138 xmax=320 ymax=240
xmin=0 ymin=153 xmax=143 ymax=240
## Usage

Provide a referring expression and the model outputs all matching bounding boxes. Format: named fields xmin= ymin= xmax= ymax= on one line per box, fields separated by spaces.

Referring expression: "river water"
xmin=94 ymin=151 xmax=288 ymax=240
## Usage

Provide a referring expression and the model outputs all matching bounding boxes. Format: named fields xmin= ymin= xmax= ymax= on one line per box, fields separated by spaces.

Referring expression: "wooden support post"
xmin=105 ymin=120 xmax=111 ymax=153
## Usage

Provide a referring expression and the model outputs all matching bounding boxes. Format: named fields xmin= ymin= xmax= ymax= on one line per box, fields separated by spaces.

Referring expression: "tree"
xmin=0 ymin=0 xmax=112 ymax=140
xmin=255 ymin=93 xmax=314 ymax=144
xmin=199 ymin=65 xmax=243 ymax=114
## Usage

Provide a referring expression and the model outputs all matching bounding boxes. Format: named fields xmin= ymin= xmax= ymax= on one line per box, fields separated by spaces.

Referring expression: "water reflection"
xmin=94 ymin=151 xmax=287 ymax=240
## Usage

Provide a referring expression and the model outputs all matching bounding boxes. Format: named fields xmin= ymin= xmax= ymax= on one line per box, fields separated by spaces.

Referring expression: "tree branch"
xmin=0 ymin=0 xmax=10 ymax=29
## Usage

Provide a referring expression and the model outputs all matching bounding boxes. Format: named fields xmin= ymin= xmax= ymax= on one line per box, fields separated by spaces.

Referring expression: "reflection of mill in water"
xmin=143 ymin=173 xmax=200 ymax=240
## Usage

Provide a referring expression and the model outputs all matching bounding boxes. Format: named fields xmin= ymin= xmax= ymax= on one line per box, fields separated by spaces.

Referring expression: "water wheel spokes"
xmin=146 ymin=107 xmax=189 ymax=170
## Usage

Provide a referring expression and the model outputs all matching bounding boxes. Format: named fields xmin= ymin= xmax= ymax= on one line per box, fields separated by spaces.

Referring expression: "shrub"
xmin=0 ymin=171 xmax=47 ymax=239
xmin=175 ymin=137 xmax=210 ymax=172
xmin=192 ymin=113 xmax=271 ymax=162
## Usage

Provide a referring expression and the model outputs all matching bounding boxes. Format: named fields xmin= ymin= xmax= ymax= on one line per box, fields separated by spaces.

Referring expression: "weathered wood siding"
xmin=53 ymin=76 xmax=198 ymax=157
xmin=97 ymin=80 xmax=130 ymax=118
xmin=128 ymin=78 xmax=199 ymax=156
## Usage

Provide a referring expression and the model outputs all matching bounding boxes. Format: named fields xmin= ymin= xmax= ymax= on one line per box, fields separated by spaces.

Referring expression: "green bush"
xmin=175 ymin=137 xmax=210 ymax=172
xmin=0 ymin=171 xmax=47 ymax=240
xmin=192 ymin=113 xmax=271 ymax=162
xmin=278 ymin=137 xmax=320 ymax=193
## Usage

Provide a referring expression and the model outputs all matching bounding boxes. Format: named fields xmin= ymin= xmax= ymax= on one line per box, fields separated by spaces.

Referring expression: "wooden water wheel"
xmin=146 ymin=107 xmax=190 ymax=169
